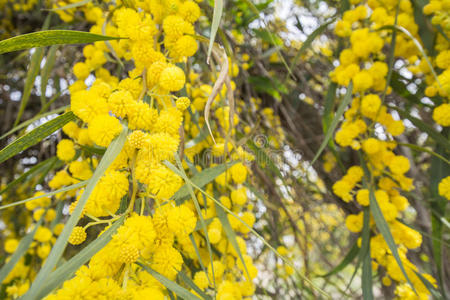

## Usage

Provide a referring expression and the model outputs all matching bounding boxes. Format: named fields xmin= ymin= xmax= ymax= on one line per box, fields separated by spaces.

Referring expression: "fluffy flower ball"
xmin=88 ymin=115 xmax=122 ymax=147
xmin=57 ymin=139 xmax=76 ymax=161
xmin=69 ymin=226 xmax=87 ymax=245
xmin=433 ymin=103 xmax=450 ymax=127
xmin=159 ymin=65 xmax=186 ymax=92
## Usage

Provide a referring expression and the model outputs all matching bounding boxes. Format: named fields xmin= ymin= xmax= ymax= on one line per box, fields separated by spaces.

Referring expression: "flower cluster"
xmin=330 ymin=0 xmax=439 ymax=297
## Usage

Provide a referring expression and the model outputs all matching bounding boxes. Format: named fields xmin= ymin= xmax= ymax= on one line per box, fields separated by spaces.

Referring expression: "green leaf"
xmin=322 ymin=82 xmax=337 ymax=133
xmin=137 ymin=263 xmax=202 ymax=300
xmin=40 ymin=45 xmax=58 ymax=105
xmin=362 ymin=230 xmax=373 ymax=300
xmin=166 ymin=155 xmax=217 ymax=289
xmin=178 ymin=271 xmax=212 ymax=300
xmin=362 ymin=164 xmax=416 ymax=293
xmin=0 ymin=111 xmax=76 ymax=165
xmin=0 ymin=157 xmax=57 ymax=195
xmin=0 ymin=216 xmax=45 ymax=283
xmin=414 ymin=270 xmax=443 ymax=299
xmin=312 ymin=81 xmax=353 ymax=165
xmin=172 ymin=161 xmax=237 ymax=205
xmin=24 ymin=124 xmax=127 ymax=300
xmin=207 ymin=0 xmax=223 ymax=62
xmin=50 ymin=0 xmax=91 ymax=10
xmin=346 ymin=207 xmax=371 ymax=292
xmin=253 ymin=29 xmax=283 ymax=46
xmin=290 ymin=18 xmax=335 ymax=70
xmin=0 ymin=30 xmax=122 ymax=55
xmin=15 ymin=46 xmax=45 ymax=126
xmin=429 ymin=131 xmax=449 ymax=298
xmin=36 ymin=216 xmax=125 ymax=299
xmin=13 ymin=14 xmax=51 ymax=126
xmin=0 ymin=105 xmax=68 ymax=140
xmin=319 ymin=240 xmax=358 ymax=277
xmin=0 ymin=180 xmax=87 ymax=211
xmin=392 ymin=107 xmax=450 ymax=150
xmin=189 ymin=234 xmax=209 ymax=284
xmin=214 ymin=196 xmax=251 ymax=281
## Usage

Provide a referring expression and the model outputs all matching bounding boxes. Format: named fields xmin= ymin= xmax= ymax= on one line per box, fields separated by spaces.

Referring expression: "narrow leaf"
xmin=0 ymin=157 xmax=57 ymax=195
xmin=206 ymin=0 xmax=223 ymax=62
xmin=138 ymin=263 xmax=202 ymax=300
xmin=0 ymin=180 xmax=87 ymax=211
xmin=37 ymin=216 xmax=125 ymax=298
xmin=364 ymin=170 xmax=416 ymax=292
xmin=40 ymin=45 xmax=58 ymax=104
xmin=319 ymin=240 xmax=358 ymax=277
xmin=178 ymin=271 xmax=212 ymax=300
xmin=24 ymin=125 xmax=127 ymax=299
xmin=50 ymin=0 xmax=91 ymax=10
xmin=172 ymin=161 xmax=237 ymax=204
xmin=15 ymin=47 xmax=45 ymax=126
xmin=0 ymin=217 xmax=45 ymax=283
xmin=0 ymin=30 xmax=122 ymax=54
xmin=312 ymin=81 xmax=353 ymax=164
xmin=0 ymin=111 xmax=76 ymax=165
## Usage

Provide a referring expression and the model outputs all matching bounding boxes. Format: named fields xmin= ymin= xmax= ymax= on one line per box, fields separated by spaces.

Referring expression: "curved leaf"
xmin=0 ymin=30 xmax=122 ymax=55
xmin=0 ymin=111 xmax=76 ymax=165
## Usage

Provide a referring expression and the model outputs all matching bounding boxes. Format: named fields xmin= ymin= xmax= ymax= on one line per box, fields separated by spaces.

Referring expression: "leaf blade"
xmin=0 ymin=30 xmax=122 ymax=54
xmin=23 ymin=124 xmax=128 ymax=300
xmin=0 ymin=111 xmax=76 ymax=165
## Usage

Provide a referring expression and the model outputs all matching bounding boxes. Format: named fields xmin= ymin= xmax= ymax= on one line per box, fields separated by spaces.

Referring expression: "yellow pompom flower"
xmin=345 ymin=213 xmax=363 ymax=233
xmin=127 ymin=102 xmax=158 ymax=131
xmin=68 ymin=226 xmax=87 ymax=245
xmin=432 ymin=103 xmax=450 ymax=127
xmin=108 ymin=90 xmax=135 ymax=118
xmin=163 ymin=15 xmax=189 ymax=38
xmin=179 ymin=1 xmax=201 ymax=23
xmin=73 ymin=62 xmax=90 ymax=80
xmin=167 ymin=204 xmax=197 ymax=237
xmin=353 ymin=70 xmax=373 ymax=92
xmin=147 ymin=61 xmax=168 ymax=87
xmin=438 ymin=176 xmax=450 ymax=200
xmin=4 ymin=239 xmax=19 ymax=253
xmin=153 ymin=107 xmax=183 ymax=136
xmin=34 ymin=227 xmax=52 ymax=243
xmin=176 ymin=97 xmax=191 ymax=111
xmin=171 ymin=35 xmax=198 ymax=58
xmin=119 ymin=244 xmax=140 ymax=264
xmin=356 ymin=189 xmax=370 ymax=206
xmin=360 ymin=94 xmax=381 ymax=119
xmin=57 ymin=139 xmax=76 ymax=161
xmin=193 ymin=271 xmax=209 ymax=290
xmin=152 ymin=246 xmax=183 ymax=280
xmin=113 ymin=214 xmax=156 ymax=251
xmin=88 ymin=115 xmax=122 ymax=147
xmin=159 ymin=65 xmax=186 ymax=91
xmin=128 ymin=130 xmax=147 ymax=149
xmin=231 ymin=187 xmax=247 ymax=205
xmin=71 ymin=90 xmax=109 ymax=124
xmin=230 ymin=163 xmax=248 ymax=184
xmin=362 ymin=138 xmax=381 ymax=155
xmin=389 ymin=155 xmax=410 ymax=175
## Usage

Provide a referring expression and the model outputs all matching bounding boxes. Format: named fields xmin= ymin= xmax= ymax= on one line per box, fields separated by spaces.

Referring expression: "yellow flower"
xmin=57 ymin=139 xmax=76 ymax=161
xmin=432 ymin=103 xmax=450 ymax=127
xmin=159 ymin=65 xmax=186 ymax=91
xmin=88 ymin=114 xmax=122 ymax=147
xmin=69 ymin=226 xmax=86 ymax=245
xmin=438 ymin=176 xmax=450 ymax=200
